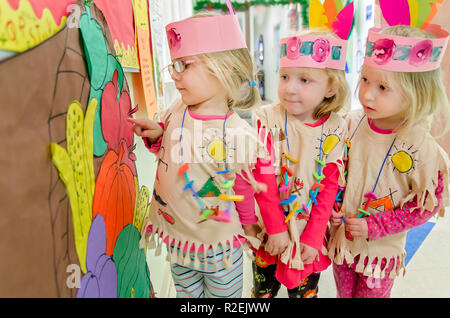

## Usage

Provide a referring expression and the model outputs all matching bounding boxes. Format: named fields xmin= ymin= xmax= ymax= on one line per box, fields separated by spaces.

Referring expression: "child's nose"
xmin=362 ymin=86 xmax=375 ymax=101
xmin=170 ymin=70 xmax=182 ymax=81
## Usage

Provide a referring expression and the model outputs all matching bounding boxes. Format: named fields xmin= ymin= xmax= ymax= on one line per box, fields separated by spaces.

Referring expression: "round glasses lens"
xmin=167 ymin=64 xmax=174 ymax=75
xmin=173 ymin=60 xmax=185 ymax=73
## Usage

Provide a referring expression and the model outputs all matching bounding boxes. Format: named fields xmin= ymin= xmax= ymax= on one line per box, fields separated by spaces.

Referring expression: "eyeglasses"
xmin=163 ymin=59 xmax=203 ymax=76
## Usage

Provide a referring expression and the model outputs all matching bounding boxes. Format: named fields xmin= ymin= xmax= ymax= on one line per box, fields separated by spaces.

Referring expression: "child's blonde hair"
xmin=190 ymin=11 xmax=260 ymax=109
xmin=377 ymin=25 xmax=450 ymax=136
xmin=280 ymin=29 xmax=350 ymax=120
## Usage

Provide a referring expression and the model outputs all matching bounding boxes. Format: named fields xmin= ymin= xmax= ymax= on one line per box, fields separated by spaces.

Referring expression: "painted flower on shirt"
xmin=373 ymin=38 xmax=395 ymax=65
xmin=312 ymin=38 xmax=331 ymax=63
xmin=409 ymin=39 xmax=433 ymax=66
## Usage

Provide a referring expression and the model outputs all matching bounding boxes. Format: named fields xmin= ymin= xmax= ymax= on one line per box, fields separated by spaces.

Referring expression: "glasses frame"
xmin=163 ymin=58 xmax=203 ymax=76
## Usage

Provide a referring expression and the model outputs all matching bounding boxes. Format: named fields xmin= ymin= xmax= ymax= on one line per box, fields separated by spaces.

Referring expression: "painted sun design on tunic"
xmin=389 ymin=142 xmax=418 ymax=173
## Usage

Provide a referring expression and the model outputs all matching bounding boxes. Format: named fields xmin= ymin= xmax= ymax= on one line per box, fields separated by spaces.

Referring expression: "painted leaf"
xmin=113 ymin=224 xmax=153 ymax=298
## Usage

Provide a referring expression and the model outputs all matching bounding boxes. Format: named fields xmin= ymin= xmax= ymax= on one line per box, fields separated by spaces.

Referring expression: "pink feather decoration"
xmin=379 ymin=0 xmax=411 ymax=26
xmin=332 ymin=2 xmax=354 ymax=40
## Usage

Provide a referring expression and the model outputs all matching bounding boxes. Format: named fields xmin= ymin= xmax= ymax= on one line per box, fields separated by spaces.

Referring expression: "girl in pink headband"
xmin=251 ymin=28 xmax=351 ymax=298
xmin=128 ymin=4 xmax=289 ymax=298
xmin=328 ymin=23 xmax=450 ymax=298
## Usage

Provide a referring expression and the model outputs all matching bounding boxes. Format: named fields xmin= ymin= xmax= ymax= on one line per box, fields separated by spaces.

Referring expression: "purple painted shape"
xmin=86 ymin=214 xmax=107 ymax=271
xmin=77 ymin=214 xmax=117 ymax=298
xmin=95 ymin=254 xmax=118 ymax=298
xmin=77 ymin=273 xmax=100 ymax=297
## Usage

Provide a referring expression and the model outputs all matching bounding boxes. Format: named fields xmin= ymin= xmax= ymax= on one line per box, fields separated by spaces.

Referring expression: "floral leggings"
xmin=252 ymin=262 xmax=320 ymax=298
xmin=332 ymin=257 xmax=396 ymax=298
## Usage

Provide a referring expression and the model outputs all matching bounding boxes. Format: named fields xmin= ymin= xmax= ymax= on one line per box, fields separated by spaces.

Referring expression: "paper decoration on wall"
xmin=79 ymin=3 xmax=125 ymax=157
xmin=94 ymin=0 xmax=139 ymax=69
xmin=133 ymin=0 xmax=159 ymax=119
xmin=0 ymin=0 xmax=154 ymax=297
xmin=113 ymin=224 xmax=153 ymax=298
xmin=77 ymin=214 xmax=118 ymax=298
xmin=50 ymin=99 xmax=97 ymax=274
xmin=0 ymin=0 xmax=76 ymax=52
xmin=0 ymin=12 xmax=91 ymax=297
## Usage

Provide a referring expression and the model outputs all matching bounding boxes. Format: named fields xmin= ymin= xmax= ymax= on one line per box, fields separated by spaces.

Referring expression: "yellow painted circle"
xmin=322 ymin=134 xmax=340 ymax=154
xmin=207 ymin=139 xmax=226 ymax=161
xmin=391 ymin=151 xmax=413 ymax=173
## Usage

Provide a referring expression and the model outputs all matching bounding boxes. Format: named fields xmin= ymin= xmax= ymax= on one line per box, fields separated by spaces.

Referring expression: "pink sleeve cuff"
xmin=142 ymin=122 xmax=165 ymax=154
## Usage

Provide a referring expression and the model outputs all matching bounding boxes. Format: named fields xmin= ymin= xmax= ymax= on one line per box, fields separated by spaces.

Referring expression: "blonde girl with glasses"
xmin=128 ymin=6 xmax=289 ymax=298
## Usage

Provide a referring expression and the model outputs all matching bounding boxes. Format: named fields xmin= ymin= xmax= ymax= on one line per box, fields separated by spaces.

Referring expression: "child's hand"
xmin=243 ymin=223 xmax=261 ymax=238
xmin=300 ymin=243 xmax=319 ymax=265
xmin=346 ymin=217 xmax=368 ymax=239
xmin=330 ymin=209 xmax=344 ymax=227
xmin=264 ymin=231 xmax=290 ymax=256
xmin=127 ymin=118 xmax=163 ymax=143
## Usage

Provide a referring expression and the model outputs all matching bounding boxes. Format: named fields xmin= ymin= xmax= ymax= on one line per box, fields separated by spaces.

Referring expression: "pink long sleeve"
xmin=300 ymin=163 xmax=340 ymax=250
xmin=366 ymin=170 xmax=444 ymax=241
xmin=253 ymin=127 xmax=288 ymax=235
xmin=142 ymin=122 xmax=165 ymax=154
xmin=233 ymin=172 xmax=258 ymax=225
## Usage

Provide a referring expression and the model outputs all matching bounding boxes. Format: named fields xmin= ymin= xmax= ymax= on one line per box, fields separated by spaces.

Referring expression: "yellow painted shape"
xmin=49 ymin=98 xmax=98 ymax=274
xmin=322 ymin=134 xmax=340 ymax=154
xmin=207 ymin=139 xmax=226 ymax=161
xmin=391 ymin=151 xmax=413 ymax=173
xmin=408 ymin=0 xmax=419 ymax=27
xmin=309 ymin=0 xmax=328 ymax=29
xmin=133 ymin=179 xmax=150 ymax=232
xmin=219 ymin=194 xmax=244 ymax=202
xmin=0 ymin=0 xmax=68 ymax=52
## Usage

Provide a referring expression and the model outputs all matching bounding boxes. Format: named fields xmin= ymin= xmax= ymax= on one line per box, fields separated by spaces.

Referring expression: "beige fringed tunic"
xmin=328 ymin=110 xmax=449 ymax=279
xmin=253 ymin=104 xmax=347 ymax=271
xmin=139 ymin=100 xmax=267 ymax=270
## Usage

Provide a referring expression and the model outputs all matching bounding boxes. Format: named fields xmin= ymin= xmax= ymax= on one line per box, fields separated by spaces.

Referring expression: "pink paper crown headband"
xmin=364 ymin=26 xmax=449 ymax=72
xmin=165 ymin=1 xmax=246 ymax=60
xmin=279 ymin=35 xmax=348 ymax=70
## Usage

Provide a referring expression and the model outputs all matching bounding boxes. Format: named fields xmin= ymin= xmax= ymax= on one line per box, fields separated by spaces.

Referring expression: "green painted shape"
xmin=112 ymin=225 xmax=151 ymax=298
xmin=197 ymin=177 xmax=221 ymax=197
xmin=79 ymin=4 xmax=125 ymax=157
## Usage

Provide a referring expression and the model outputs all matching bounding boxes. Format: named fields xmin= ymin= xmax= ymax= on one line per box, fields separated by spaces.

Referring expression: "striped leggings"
xmin=170 ymin=246 xmax=244 ymax=298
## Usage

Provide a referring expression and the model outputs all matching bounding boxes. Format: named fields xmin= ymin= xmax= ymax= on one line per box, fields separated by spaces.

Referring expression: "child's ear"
xmin=324 ymin=84 xmax=337 ymax=99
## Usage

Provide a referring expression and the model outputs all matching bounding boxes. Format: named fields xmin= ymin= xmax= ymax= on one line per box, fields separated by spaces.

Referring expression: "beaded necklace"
xmin=177 ymin=106 xmax=243 ymax=223
xmin=282 ymin=110 xmax=326 ymax=223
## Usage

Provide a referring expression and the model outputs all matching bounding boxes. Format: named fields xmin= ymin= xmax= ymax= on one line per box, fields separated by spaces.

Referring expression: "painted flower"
xmin=167 ymin=28 xmax=181 ymax=51
xmin=409 ymin=39 xmax=433 ymax=66
xmin=312 ymin=38 xmax=331 ymax=63
xmin=286 ymin=36 xmax=300 ymax=60
xmin=373 ymin=38 xmax=395 ymax=65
